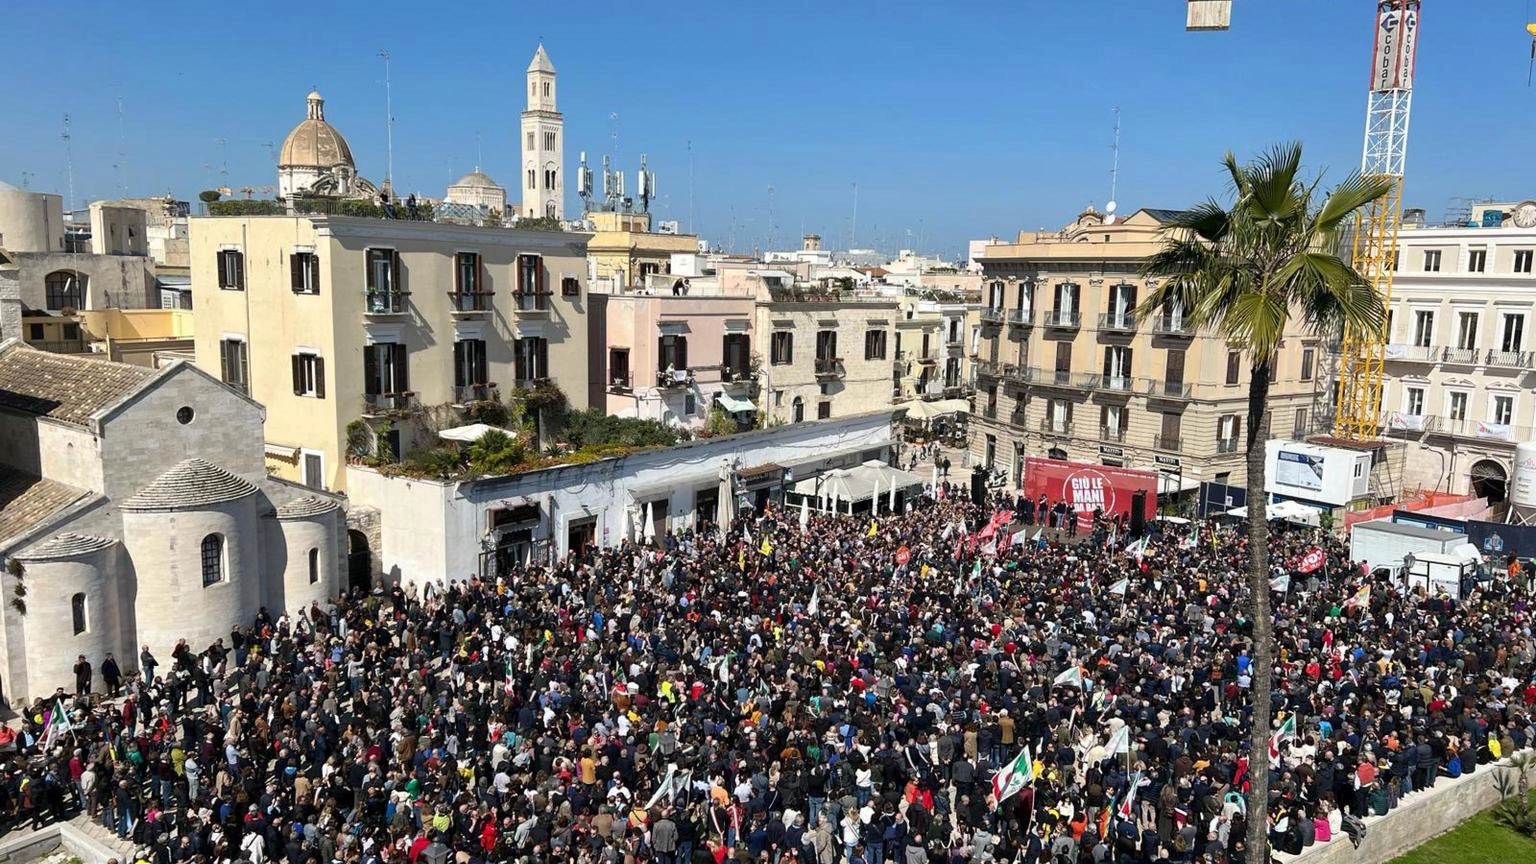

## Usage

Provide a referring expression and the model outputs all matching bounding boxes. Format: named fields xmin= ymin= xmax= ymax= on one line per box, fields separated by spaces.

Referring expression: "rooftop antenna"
xmin=637 ymin=153 xmax=655 ymax=214
xmin=114 ymin=94 xmax=128 ymax=196
xmin=578 ymin=151 xmax=594 ymax=211
xmin=62 ymin=114 xmax=76 ymax=216
xmin=215 ymin=137 xmax=228 ymax=180
xmin=766 ymin=184 xmax=776 ymax=253
xmin=379 ymin=49 xmax=394 ymax=191
xmin=1105 ymin=106 xmax=1121 ymax=225
xmin=850 ymin=181 xmax=859 ymax=250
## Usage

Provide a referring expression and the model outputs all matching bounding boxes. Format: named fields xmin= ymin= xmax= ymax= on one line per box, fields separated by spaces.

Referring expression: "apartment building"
xmin=1375 ymin=202 xmax=1536 ymax=500
xmin=893 ymin=295 xmax=976 ymax=401
xmin=189 ymin=214 xmax=589 ymax=491
xmin=969 ymin=207 xmax=1323 ymax=496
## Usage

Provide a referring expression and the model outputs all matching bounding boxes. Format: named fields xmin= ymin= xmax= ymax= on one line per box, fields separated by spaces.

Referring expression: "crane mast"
xmin=1333 ymin=0 xmax=1421 ymax=440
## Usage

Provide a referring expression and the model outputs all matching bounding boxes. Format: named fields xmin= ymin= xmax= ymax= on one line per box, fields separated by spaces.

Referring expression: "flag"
xmin=1342 ymin=584 xmax=1371 ymax=609
xmin=807 ymin=586 xmax=820 ymax=616
xmin=1269 ymin=574 xmax=1291 ymax=593
xmin=1118 ymin=771 xmax=1144 ymax=819
xmin=1108 ymin=578 xmax=1130 ymax=596
xmin=799 ymin=497 xmax=810 ymax=534
xmin=645 ymin=764 xmax=681 ymax=809
xmin=1180 ymin=533 xmax=1196 ymax=550
xmin=759 ymin=537 xmax=773 ymax=556
xmin=737 ymin=547 xmax=745 ymax=572
xmin=1011 ymin=529 xmax=1029 ymax=548
xmin=991 ymin=746 xmax=1034 ymax=805
xmin=504 ymin=656 xmax=516 ymax=695
xmin=1296 ymin=547 xmax=1326 ymax=574
xmin=867 ymin=521 xmax=878 ymax=539
xmin=1053 ymin=666 xmax=1084 ymax=688
xmin=941 ymin=522 xmax=954 ymax=541
xmin=1031 ymin=528 xmax=1043 ymax=541
xmin=1106 ymin=725 xmax=1130 ymax=755
xmin=980 ymin=538 xmax=997 ymax=556
xmin=1269 ymin=712 xmax=1298 ymax=760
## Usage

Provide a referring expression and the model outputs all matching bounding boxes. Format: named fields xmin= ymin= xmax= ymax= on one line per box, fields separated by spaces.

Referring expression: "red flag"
xmin=1297 ymin=547 xmax=1326 ymax=574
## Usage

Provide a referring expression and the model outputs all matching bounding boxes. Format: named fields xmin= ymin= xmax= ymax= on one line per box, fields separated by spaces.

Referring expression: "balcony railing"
xmin=1036 ymin=368 xmax=1086 ymax=389
xmin=453 ymin=383 xmax=494 ymax=404
xmin=974 ymin=359 xmax=1003 ymax=379
xmin=1008 ymin=309 xmax=1034 ymax=327
xmin=1153 ymin=433 xmax=1182 ymax=451
xmin=1383 ymin=344 xmax=1437 ymax=362
xmin=656 ymin=369 xmax=694 ymax=388
xmin=1039 ymin=419 xmax=1074 ymax=436
xmin=363 ymin=391 xmax=416 ymax=414
xmin=979 ymin=307 xmax=1005 ymax=325
xmin=609 ymin=375 xmax=633 ymax=392
xmin=1486 ymin=349 xmax=1532 ymax=369
xmin=1097 ymin=312 xmax=1138 ymax=332
xmin=1150 ymin=315 xmax=1195 ymax=337
xmin=25 ymin=339 xmax=87 ymax=354
xmin=1217 ymin=438 xmax=1240 ymax=454
xmin=814 ymin=357 xmax=846 ymax=378
xmin=1088 ymin=373 xmax=1134 ymax=393
xmin=1426 ymin=416 xmax=1530 ymax=443
xmin=448 ymin=291 xmax=493 ymax=313
xmin=1100 ymin=426 xmax=1126 ymax=443
xmin=513 ymin=291 xmax=552 ymax=313
xmin=721 ymin=366 xmax=756 ymax=384
xmin=365 ymin=289 xmax=409 ymax=315
xmin=1003 ymin=364 xmax=1033 ymax=384
xmin=1042 ymin=309 xmax=1081 ymax=328
xmin=982 ymin=405 xmax=999 ymax=420
xmin=1143 ymin=379 xmax=1193 ymax=400
xmin=1441 ymin=346 xmax=1479 ymax=364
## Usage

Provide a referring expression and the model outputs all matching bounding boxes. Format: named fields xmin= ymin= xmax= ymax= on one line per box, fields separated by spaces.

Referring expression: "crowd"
xmin=1 ymin=485 xmax=1534 ymax=864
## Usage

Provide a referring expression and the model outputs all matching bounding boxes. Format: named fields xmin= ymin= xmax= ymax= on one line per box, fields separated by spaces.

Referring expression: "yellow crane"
xmin=1185 ymin=1 xmax=1421 ymax=442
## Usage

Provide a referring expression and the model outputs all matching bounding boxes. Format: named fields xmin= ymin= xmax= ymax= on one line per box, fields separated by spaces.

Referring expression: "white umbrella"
xmin=641 ymin=500 xmax=654 ymax=542
xmin=799 ymin=496 xmax=810 ymax=533
xmin=888 ymin=473 xmax=898 ymax=511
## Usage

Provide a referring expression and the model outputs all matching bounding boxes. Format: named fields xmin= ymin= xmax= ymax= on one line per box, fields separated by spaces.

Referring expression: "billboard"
xmin=1022 ymin=457 xmax=1157 ymax=530
xmin=1371 ymin=1 xmax=1419 ymax=92
xmin=1275 ymin=449 xmax=1326 ymax=491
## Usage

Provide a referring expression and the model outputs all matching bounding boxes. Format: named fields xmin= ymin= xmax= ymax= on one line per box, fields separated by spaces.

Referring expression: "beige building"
xmin=969 ymin=207 xmax=1325 ymax=497
xmin=188 ymin=213 xmax=590 ymax=491
xmin=585 ymin=210 xmax=700 ymax=291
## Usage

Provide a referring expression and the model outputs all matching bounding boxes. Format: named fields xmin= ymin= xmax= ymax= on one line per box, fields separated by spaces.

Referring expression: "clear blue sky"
xmin=1 ymin=1 xmax=1529 ymax=258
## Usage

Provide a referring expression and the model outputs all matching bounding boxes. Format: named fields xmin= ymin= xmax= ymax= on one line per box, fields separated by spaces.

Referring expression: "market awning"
xmin=902 ymin=398 xmax=970 ymax=421
xmin=791 ymin=460 xmax=924 ymax=503
xmin=715 ymin=393 xmax=758 ymax=414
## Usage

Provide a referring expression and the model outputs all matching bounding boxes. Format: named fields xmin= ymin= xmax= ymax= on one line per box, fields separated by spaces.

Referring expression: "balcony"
xmin=1008 ymin=309 xmax=1034 ymax=328
xmin=1486 ymin=349 xmax=1533 ymax=369
xmin=362 ymin=391 xmax=417 ymax=415
xmin=514 ymin=377 xmax=553 ymax=390
xmin=1441 ymin=346 xmax=1479 ymax=365
xmin=974 ymin=359 xmax=1003 ymax=379
xmin=656 ymin=368 xmax=694 ymax=389
xmin=1002 ymin=364 xmax=1033 ymax=384
xmin=979 ymin=307 xmax=1005 ymax=325
xmin=1153 ymin=433 xmax=1182 ymax=451
xmin=1097 ymin=312 xmax=1138 ymax=333
xmin=1087 ymin=374 xmax=1134 ymax=394
xmin=1033 ymin=368 xmax=1090 ymax=390
xmin=1039 ymin=419 xmax=1074 ymax=437
xmin=1042 ymin=309 xmax=1081 ymax=329
xmin=365 ymin=289 xmax=409 ymax=315
xmin=453 ymin=383 xmax=495 ymax=404
xmin=448 ymin=291 xmax=493 ymax=315
xmin=609 ymin=375 xmax=633 ymax=393
xmin=1427 ymin=416 xmax=1530 ymax=443
xmin=1150 ymin=315 xmax=1195 ymax=337
xmin=1100 ymin=426 xmax=1126 ymax=443
xmin=1143 ymin=379 xmax=1193 ymax=400
xmin=1217 ymin=438 xmax=1240 ymax=454
xmin=721 ymin=366 xmax=757 ymax=385
xmin=982 ymin=404 xmax=999 ymax=420
xmin=513 ymin=291 xmax=552 ymax=315
xmin=1382 ymin=344 xmax=1437 ymax=363
xmin=815 ymin=357 xmax=846 ymax=378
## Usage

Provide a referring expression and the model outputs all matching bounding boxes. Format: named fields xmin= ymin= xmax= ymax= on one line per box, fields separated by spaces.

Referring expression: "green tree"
xmin=1135 ymin=142 xmax=1390 ymax=860
xmin=465 ymin=429 xmax=526 ymax=476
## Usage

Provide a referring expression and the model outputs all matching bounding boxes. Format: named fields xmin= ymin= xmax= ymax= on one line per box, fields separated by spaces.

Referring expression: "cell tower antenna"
xmin=851 ymin=182 xmax=859 ymax=250
xmin=379 ymin=49 xmax=394 ymax=190
xmin=1105 ymin=107 xmax=1121 ymax=224
xmin=115 ymin=94 xmax=128 ymax=196
xmin=62 ymin=114 xmax=76 ymax=214
xmin=766 ymin=184 xmax=777 ymax=254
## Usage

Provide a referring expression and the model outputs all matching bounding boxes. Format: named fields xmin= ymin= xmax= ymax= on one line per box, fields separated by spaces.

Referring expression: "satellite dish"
xmin=1105 ymin=201 xmax=1117 ymax=214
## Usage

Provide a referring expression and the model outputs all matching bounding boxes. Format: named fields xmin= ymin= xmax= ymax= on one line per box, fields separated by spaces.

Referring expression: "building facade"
xmin=754 ymin=279 xmax=898 ymax=426
xmin=584 ymin=210 xmax=700 ymax=291
xmin=188 ymin=214 xmax=590 ymax=491
xmin=968 ymin=207 xmax=1325 ymax=497
xmin=521 ymin=45 xmax=564 ymax=220
xmin=1373 ymin=203 xmax=1536 ymax=500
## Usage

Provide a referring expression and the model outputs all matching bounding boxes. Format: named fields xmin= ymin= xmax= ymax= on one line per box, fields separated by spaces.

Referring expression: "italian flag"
xmin=992 ymin=746 xmax=1034 ymax=806
xmin=1268 ymin=712 xmax=1297 ymax=760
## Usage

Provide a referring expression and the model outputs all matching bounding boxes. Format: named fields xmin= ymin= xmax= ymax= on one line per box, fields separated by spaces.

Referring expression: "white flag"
xmin=1053 ymin=666 xmax=1084 ymax=688
xmin=1106 ymin=725 xmax=1130 ymax=755
xmin=645 ymin=764 xmax=679 ymax=809
xmin=1108 ymin=578 xmax=1130 ymax=596
xmin=1011 ymin=529 xmax=1029 ymax=548
xmin=799 ymin=497 xmax=810 ymax=534
xmin=808 ymin=585 xmax=820 ymax=616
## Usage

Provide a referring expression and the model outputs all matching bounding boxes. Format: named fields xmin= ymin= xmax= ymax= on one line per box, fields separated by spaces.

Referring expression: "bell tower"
xmin=520 ymin=44 xmax=564 ymax=220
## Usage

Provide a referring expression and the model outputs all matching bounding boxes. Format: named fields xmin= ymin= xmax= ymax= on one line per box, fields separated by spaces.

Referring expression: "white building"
xmin=444 ymin=170 xmax=508 ymax=215
xmin=520 ymin=45 xmax=564 ymax=220
xmin=0 ymin=342 xmax=346 ymax=703
xmin=1376 ymin=201 xmax=1536 ymax=500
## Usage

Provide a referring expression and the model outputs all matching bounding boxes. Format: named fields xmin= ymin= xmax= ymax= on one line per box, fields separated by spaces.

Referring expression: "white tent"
xmin=792 ymin=460 xmax=924 ymax=509
xmin=1223 ymin=500 xmax=1320 ymax=527
xmin=903 ymin=399 xmax=971 ymax=423
xmin=438 ymin=423 xmax=501 ymax=443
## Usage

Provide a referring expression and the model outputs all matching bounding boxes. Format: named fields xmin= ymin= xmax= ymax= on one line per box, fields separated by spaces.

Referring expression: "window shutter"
xmin=677 ymin=336 xmax=688 ymax=370
xmin=1103 ymin=349 xmax=1112 ymax=378
xmin=1126 ymin=283 xmax=1138 ymax=309
xmin=291 ymin=254 xmax=303 ymax=292
xmin=1054 ymin=283 xmax=1064 ymax=311
xmin=292 ymin=354 xmax=303 ymax=395
xmin=309 ymin=255 xmax=320 ymax=295
xmin=393 ymin=343 xmax=409 ymax=392
xmin=514 ymin=339 xmax=527 ymax=382
xmin=1234 ymin=416 xmax=1242 ymax=443
xmin=454 ymin=341 xmax=466 ymax=387
xmin=391 ymin=250 xmax=401 ymax=294
xmin=220 ymin=340 xmax=230 ymax=381
xmin=234 ymin=252 xmax=245 ymax=288
xmin=516 ymin=256 xmax=526 ymax=295
xmin=1125 ymin=348 xmax=1133 ymax=375
xmin=315 ymin=356 xmax=325 ymax=399
xmin=364 ymin=346 xmax=380 ymax=395
xmin=535 ymin=256 xmax=545 ymax=295
xmin=366 ymin=250 xmax=378 ymax=292
xmin=475 ymin=341 xmax=488 ymax=384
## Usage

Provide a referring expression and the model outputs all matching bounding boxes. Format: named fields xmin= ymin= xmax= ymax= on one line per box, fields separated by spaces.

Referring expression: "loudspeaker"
xmin=1130 ymin=489 xmax=1147 ymax=537
xmin=971 ymin=468 xmax=987 ymax=506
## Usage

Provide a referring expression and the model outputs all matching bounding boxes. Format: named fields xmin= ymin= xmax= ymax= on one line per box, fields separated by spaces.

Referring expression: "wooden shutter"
xmin=315 ymin=356 xmax=325 ymax=399
xmin=514 ymin=339 xmax=527 ymax=382
xmin=475 ymin=341 xmax=488 ymax=384
xmin=1055 ymin=341 xmax=1071 ymax=373
xmin=233 ymin=252 xmax=244 ymax=289
xmin=291 ymin=254 xmax=304 ymax=292
xmin=1125 ymin=283 xmax=1138 ymax=310
xmin=390 ymin=250 xmax=401 ymax=295
xmin=1102 ymin=348 xmax=1112 ymax=378
xmin=392 ymin=343 xmax=409 ymax=392
xmin=1053 ymin=282 xmax=1063 ymax=310
xmin=364 ymin=346 xmax=380 ymax=395
xmin=535 ymin=255 xmax=545 ymax=295
xmin=220 ymin=340 xmax=230 ymax=381
xmin=1166 ymin=349 xmax=1186 ymax=386
xmin=292 ymin=354 xmax=303 ymax=395
xmin=677 ymin=336 xmax=688 ymax=370
xmin=1124 ymin=348 xmax=1133 ymax=376
xmin=454 ymin=341 xmax=466 ymax=387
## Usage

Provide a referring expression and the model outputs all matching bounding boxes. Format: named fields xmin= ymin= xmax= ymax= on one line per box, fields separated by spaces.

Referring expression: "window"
xmin=71 ymin=592 xmax=87 ymax=635
xmin=1102 ymin=346 xmax=1132 ymax=389
xmin=302 ymin=452 xmax=322 ymax=489
xmin=44 ymin=271 xmax=85 ymax=310
xmin=771 ymin=331 xmax=793 ymax=365
xmin=816 ymin=330 xmax=838 ymax=360
xmin=1448 ymin=391 xmax=1468 ymax=422
xmin=62 ymin=323 xmax=79 ymax=340
xmin=514 ymin=337 xmax=548 ymax=383
xmin=658 ymin=334 xmax=689 ymax=371
xmin=1412 ymin=310 xmax=1434 ymax=347
xmin=1300 ymin=348 xmax=1315 ymax=382
xmin=219 ymin=338 xmax=249 ymax=395
xmin=988 ymin=281 xmax=1005 ymax=310
xmin=308 ymin=548 xmax=320 ymax=584
xmin=1423 ymin=249 xmax=1442 ymax=272
xmin=1158 ymin=412 xmax=1182 ymax=450
xmin=1164 ymin=349 xmax=1186 ymax=387
xmin=1493 ymin=394 xmax=1515 ymax=426
xmin=1047 ymin=399 xmax=1071 ymax=434
xmin=527 ymin=168 xmax=536 ymax=190
xmin=516 ymin=254 xmax=546 ymax=310
xmin=1225 ymin=350 xmax=1241 ymax=386
xmin=1292 ymin=408 xmax=1308 ymax=438
xmin=791 ymin=396 xmax=805 ymax=423
xmin=1106 ymin=283 xmax=1137 ymax=324
xmin=453 ymin=339 xmax=489 ymax=399
xmin=544 ymin=168 xmax=557 ymax=191
xmin=984 ymin=434 xmax=997 ymax=468
xmin=363 ymin=342 xmax=409 ymax=398
xmin=1503 ymin=314 xmax=1525 ymax=352
xmin=609 ymin=348 xmax=631 ymax=388
xmin=684 ymin=394 xmax=696 ymax=416
xmin=1101 ymin=405 xmax=1125 ymax=438
xmin=216 ymin=250 xmax=245 ymax=290
xmin=864 ymin=329 xmax=887 ymax=360
xmin=291 ymin=352 xmax=325 ymax=398
xmin=1218 ymin=414 xmax=1240 ymax=451
xmin=723 ymin=333 xmax=751 ymax=376
xmin=1404 ymin=386 xmax=1424 ymax=416
xmin=27 ymin=323 xmax=42 ymax=340
xmin=454 ymin=251 xmax=482 ymax=296
xmin=1516 ymin=250 xmax=1534 ymax=274
xmin=1387 ymin=250 xmax=1399 ymax=272
xmin=1456 ymin=312 xmax=1479 ymax=350
xmin=1468 ymin=249 xmax=1487 ymax=273
xmin=527 ymin=131 xmax=534 ymax=151
xmin=1053 ymin=282 xmax=1078 ymax=319
xmin=365 ymin=248 xmax=403 ymax=312
xmin=817 ymin=401 xmax=832 ymax=420
xmin=561 ymin=276 xmax=580 ymax=298
xmin=543 ymin=81 xmax=551 ymax=98
xmin=1053 ymin=341 xmax=1072 ymax=381
xmin=291 ymin=251 xmax=320 ymax=294
xmin=200 ymin=534 xmax=225 ymax=587
xmin=544 ymin=131 xmax=556 ymax=151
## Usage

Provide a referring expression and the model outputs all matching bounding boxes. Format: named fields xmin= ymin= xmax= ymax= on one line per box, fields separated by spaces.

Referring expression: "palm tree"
xmin=1136 ymin=142 xmax=1390 ymax=859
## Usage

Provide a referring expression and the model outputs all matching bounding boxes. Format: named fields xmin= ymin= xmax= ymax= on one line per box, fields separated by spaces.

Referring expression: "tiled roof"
xmin=0 ymin=467 xmax=87 ymax=546
xmin=1141 ymin=208 xmax=1190 ymax=224
xmin=274 ymin=495 xmax=339 ymax=520
xmin=121 ymin=458 xmax=258 ymax=511
xmin=18 ymin=532 xmax=118 ymax=560
xmin=0 ymin=342 xmax=154 ymax=427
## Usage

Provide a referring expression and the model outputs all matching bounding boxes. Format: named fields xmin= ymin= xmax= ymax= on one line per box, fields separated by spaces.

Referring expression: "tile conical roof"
xmin=274 ymin=495 xmax=339 ymax=520
xmin=18 ymin=532 xmax=118 ymax=560
xmin=122 ymin=458 xmax=257 ymax=512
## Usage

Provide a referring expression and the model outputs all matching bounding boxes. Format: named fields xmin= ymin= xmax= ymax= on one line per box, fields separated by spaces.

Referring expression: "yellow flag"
xmin=759 ymin=538 xmax=773 ymax=556
xmin=1490 ymin=733 xmax=1502 ymax=759
xmin=738 ymin=548 xmax=745 ymax=571
xmin=867 ymin=521 xmax=878 ymax=538
xmin=920 ymin=564 xmax=929 ymax=579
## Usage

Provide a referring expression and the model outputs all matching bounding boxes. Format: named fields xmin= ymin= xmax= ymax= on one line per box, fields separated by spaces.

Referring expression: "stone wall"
xmin=1278 ymin=750 xmax=1531 ymax=864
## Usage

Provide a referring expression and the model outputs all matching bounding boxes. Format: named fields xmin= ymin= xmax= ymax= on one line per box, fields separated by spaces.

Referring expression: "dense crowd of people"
xmin=1 ymin=485 xmax=1534 ymax=864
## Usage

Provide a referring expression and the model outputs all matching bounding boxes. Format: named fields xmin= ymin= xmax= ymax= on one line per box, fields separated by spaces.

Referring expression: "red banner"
xmin=1296 ymin=547 xmax=1326 ymax=574
xmin=1022 ymin=458 xmax=1157 ymax=530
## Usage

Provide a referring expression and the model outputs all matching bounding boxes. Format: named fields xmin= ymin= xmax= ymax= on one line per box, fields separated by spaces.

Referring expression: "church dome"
xmin=451 ymin=170 xmax=500 ymax=189
xmin=278 ymin=90 xmax=355 ymax=170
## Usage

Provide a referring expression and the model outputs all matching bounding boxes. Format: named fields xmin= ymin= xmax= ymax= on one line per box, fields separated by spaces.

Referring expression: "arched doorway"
xmin=347 ymin=530 xmax=372 ymax=593
xmin=1470 ymin=459 xmax=1508 ymax=503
